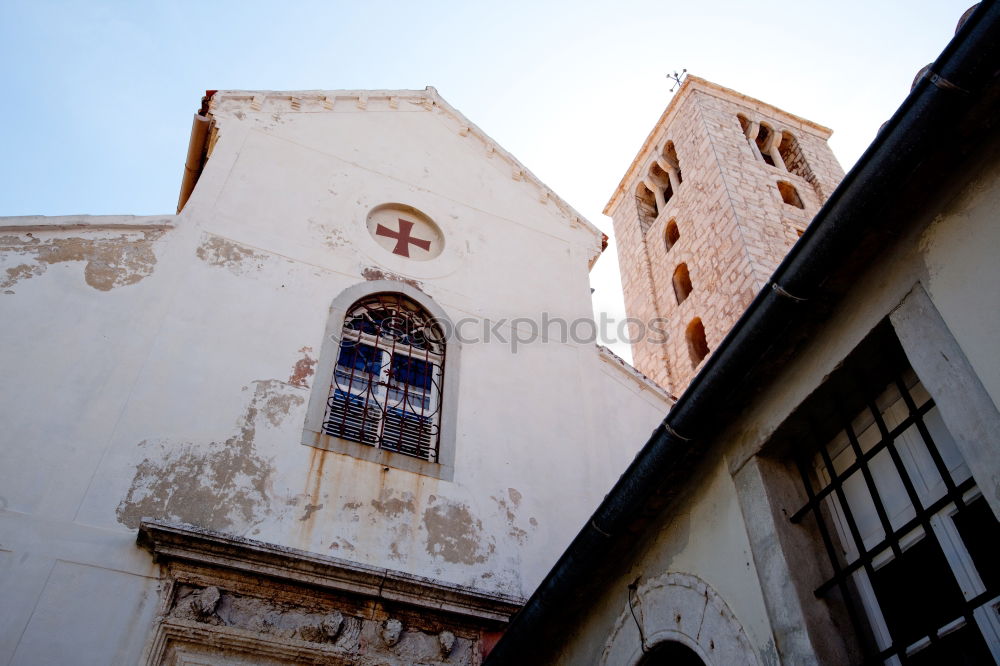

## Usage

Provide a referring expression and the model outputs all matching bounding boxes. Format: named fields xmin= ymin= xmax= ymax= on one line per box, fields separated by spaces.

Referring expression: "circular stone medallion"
xmin=367 ymin=204 xmax=444 ymax=261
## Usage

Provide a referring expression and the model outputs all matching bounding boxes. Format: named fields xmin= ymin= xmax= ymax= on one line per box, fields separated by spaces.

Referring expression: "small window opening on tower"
xmin=673 ymin=263 xmax=693 ymax=304
xmin=649 ymin=162 xmax=674 ymax=208
xmin=777 ymin=180 xmax=804 ymax=208
xmin=663 ymin=141 xmax=683 ymax=185
xmin=686 ymin=317 xmax=709 ymax=367
xmin=779 ymin=131 xmax=823 ymax=199
xmin=665 ymin=219 xmax=680 ymax=251
xmin=737 ymin=113 xmax=751 ymax=135
xmin=756 ymin=124 xmax=776 ymax=166
xmin=635 ymin=182 xmax=659 ymax=233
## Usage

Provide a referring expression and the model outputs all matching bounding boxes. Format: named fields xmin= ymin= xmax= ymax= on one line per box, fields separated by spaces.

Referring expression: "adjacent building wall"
xmin=552 ymin=116 xmax=1000 ymax=665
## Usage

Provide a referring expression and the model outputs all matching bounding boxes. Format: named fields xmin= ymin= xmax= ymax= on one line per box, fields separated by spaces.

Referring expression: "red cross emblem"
xmin=375 ymin=218 xmax=432 ymax=258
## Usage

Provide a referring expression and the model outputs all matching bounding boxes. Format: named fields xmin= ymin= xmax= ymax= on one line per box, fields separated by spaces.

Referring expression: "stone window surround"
xmin=730 ymin=283 xmax=1000 ymax=663
xmin=301 ymin=279 xmax=461 ymax=481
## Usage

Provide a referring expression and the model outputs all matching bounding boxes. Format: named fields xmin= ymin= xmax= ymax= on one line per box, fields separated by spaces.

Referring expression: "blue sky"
xmin=0 ymin=0 xmax=974 ymax=351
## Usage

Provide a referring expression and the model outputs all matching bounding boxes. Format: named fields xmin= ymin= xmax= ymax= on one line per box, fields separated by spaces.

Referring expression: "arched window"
xmin=779 ymin=131 xmax=824 ymax=199
xmin=323 ymin=293 xmax=445 ymax=462
xmin=756 ymin=123 xmax=776 ymax=166
xmin=649 ymin=162 xmax=673 ymax=207
xmin=663 ymin=141 xmax=683 ymax=185
xmin=778 ymin=131 xmax=809 ymax=180
xmin=777 ymin=180 xmax=804 ymax=208
xmin=635 ymin=182 xmax=659 ymax=233
xmin=737 ymin=113 xmax=751 ymax=135
xmin=686 ymin=317 xmax=709 ymax=367
xmin=673 ymin=263 xmax=693 ymax=304
xmin=665 ymin=219 xmax=680 ymax=251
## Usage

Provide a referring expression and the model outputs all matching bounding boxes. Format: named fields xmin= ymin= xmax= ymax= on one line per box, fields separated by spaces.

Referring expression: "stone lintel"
xmin=137 ymin=520 xmax=524 ymax=623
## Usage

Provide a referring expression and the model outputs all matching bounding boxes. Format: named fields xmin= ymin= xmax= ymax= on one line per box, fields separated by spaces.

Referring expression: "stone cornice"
xmin=0 ymin=214 xmax=175 ymax=233
xmin=597 ymin=345 xmax=674 ymax=403
xmin=138 ymin=520 xmax=524 ymax=624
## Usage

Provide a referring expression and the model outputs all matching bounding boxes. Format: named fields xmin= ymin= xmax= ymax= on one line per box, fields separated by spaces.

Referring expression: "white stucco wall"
xmin=0 ymin=92 xmax=671 ymax=664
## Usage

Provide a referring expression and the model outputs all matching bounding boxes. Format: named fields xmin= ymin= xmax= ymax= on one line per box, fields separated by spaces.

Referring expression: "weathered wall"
xmin=553 ymin=455 xmax=777 ymax=666
xmin=0 ymin=91 xmax=671 ymax=663
xmin=608 ymin=77 xmax=844 ymax=396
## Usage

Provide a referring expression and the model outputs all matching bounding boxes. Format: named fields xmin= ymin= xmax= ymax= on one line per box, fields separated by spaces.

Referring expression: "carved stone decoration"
xmin=382 ymin=618 xmax=403 ymax=647
xmin=191 ymin=586 xmax=221 ymax=618
xmin=299 ymin=611 xmax=345 ymax=644
xmin=171 ymin=585 xmax=223 ymax=625
xmin=138 ymin=521 xmax=519 ymax=665
xmin=321 ymin=611 xmax=344 ymax=641
xmin=439 ymin=630 xmax=456 ymax=657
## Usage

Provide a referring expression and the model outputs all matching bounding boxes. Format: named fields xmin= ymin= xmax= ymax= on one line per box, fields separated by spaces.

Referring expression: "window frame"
xmin=302 ymin=280 xmax=460 ymax=480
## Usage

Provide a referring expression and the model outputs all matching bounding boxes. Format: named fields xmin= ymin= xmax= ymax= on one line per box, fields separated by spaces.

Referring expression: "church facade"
xmin=0 ymin=88 xmax=671 ymax=664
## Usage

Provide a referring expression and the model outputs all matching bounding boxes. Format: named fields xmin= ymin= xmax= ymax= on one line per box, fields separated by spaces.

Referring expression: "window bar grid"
xmin=842 ymin=417 xmax=905 ymax=560
xmin=341 ymin=340 xmax=362 ymax=438
xmin=387 ymin=329 xmax=403 ymax=453
xmin=863 ymin=397 xmax=947 ymax=653
xmin=794 ymin=372 xmax=999 ymax=662
xmin=322 ymin=293 xmax=445 ymax=461
xmin=812 ymin=476 xmax=976 ymax=597
xmin=813 ymin=437 xmax=893 ymax=657
xmin=793 ymin=452 xmax=871 ymax=650
xmin=417 ymin=343 xmax=432 ymax=461
xmin=790 ymin=399 xmax=935 ymax=523
xmin=866 ymin=389 xmax=980 ymax=650
xmin=893 ymin=377 xmax=966 ymax=510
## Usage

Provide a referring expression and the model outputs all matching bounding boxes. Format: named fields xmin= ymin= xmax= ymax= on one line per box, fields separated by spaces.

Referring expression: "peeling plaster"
xmin=299 ymin=503 xmax=324 ymax=521
xmin=371 ymin=489 xmax=417 ymax=518
xmin=328 ymin=537 xmax=356 ymax=552
xmin=361 ymin=266 xmax=422 ymax=291
xmin=308 ymin=217 xmax=348 ymax=250
xmin=288 ymin=346 xmax=316 ymax=388
xmin=258 ymin=379 xmax=305 ymax=427
xmin=491 ymin=490 xmax=532 ymax=545
xmin=0 ymin=231 xmax=164 ymax=292
xmin=195 ymin=233 xmax=269 ymax=275
xmin=116 ymin=380 xmax=300 ymax=530
xmin=423 ymin=499 xmax=494 ymax=565
xmin=1 ymin=263 xmax=44 ymax=291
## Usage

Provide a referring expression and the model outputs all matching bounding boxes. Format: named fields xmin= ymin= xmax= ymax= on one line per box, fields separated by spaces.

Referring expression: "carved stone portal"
xmin=137 ymin=521 xmax=522 ymax=666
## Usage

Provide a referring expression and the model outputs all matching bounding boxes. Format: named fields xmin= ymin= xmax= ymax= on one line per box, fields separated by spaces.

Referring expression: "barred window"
xmin=322 ymin=293 xmax=445 ymax=462
xmin=792 ymin=366 xmax=1000 ymax=664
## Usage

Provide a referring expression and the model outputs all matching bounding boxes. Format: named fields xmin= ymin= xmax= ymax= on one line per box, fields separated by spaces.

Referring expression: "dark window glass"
xmin=337 ymin=342 xmax=382 ymax=375
xmin=869 ymin=532 xmax=967 ymax=647
xmin=391 ymin=353 xmax=433 ymax=391
xmin=952 ymin=496 xmax=1000 ymax=593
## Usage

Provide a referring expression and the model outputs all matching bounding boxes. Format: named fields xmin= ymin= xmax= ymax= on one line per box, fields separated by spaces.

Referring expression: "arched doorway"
xmin=636 ymin=641 xmax=705 ymax=666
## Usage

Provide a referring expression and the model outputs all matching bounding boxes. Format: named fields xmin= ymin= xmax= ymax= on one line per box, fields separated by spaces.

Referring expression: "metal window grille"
xmin=322 ymin=293 xmax=445 ymax=462
xmin=791 ymin=368 xmax=1000 ymax=664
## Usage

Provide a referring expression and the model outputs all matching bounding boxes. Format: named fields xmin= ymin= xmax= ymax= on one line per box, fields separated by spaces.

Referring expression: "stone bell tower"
xmin=605 ymin=75 xmax=845 ymax=396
